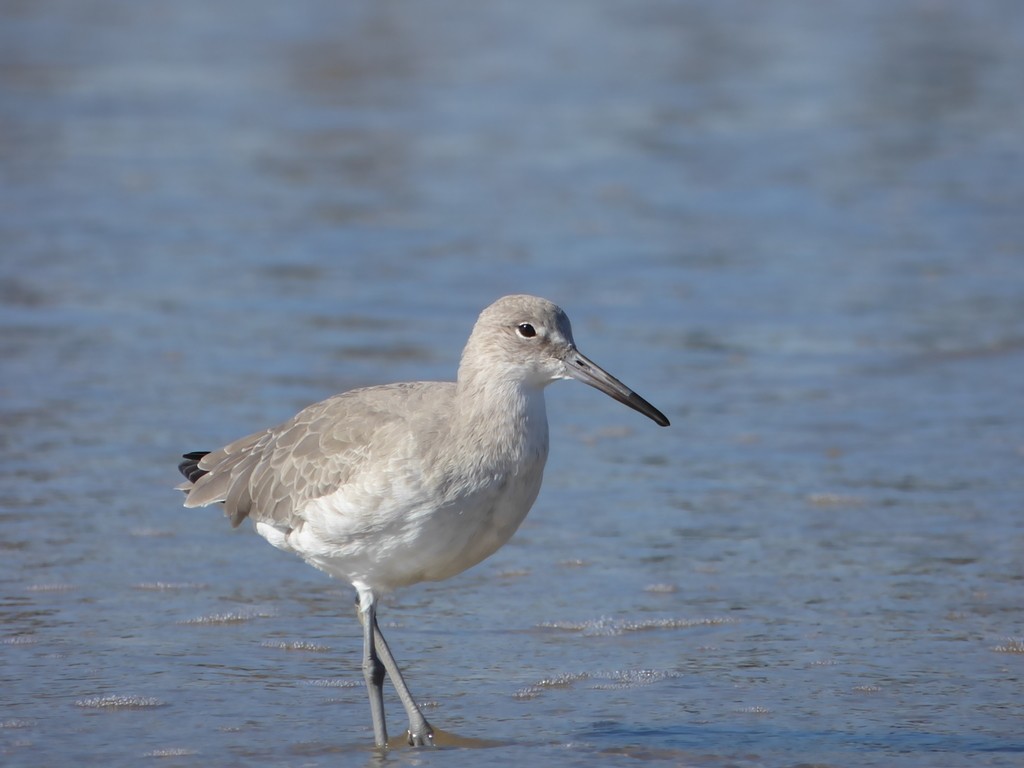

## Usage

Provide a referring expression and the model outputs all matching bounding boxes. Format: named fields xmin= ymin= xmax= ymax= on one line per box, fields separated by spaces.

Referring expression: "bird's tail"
xmin=177 ymin=451 xmax=211 ymax=488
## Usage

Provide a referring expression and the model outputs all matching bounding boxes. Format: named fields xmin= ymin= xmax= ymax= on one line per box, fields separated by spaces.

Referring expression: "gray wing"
xmin=178 ymin=382 xmax=454 ymax=529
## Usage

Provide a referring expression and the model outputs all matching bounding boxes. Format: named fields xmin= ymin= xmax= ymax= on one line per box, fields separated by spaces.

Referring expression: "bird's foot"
xmin=406 ymin=722 xmax=434 ymax=747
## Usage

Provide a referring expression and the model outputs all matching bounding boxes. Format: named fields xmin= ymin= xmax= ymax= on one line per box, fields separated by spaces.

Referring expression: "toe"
xmin=406 ymin=725 xmax=435 ymax=747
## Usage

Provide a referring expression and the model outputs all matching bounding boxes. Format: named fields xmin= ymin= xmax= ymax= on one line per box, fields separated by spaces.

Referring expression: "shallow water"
xmin=2 ymin=1 xmax=1023 ymax=766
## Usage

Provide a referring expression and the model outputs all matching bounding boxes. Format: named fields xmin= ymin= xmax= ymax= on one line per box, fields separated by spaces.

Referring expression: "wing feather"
xmin=181 ymin=382 xmax=455 ymax=529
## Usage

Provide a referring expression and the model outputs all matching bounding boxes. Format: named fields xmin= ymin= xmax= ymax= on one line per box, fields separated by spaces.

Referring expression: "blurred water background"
xmin=1 ymin=1 xmax=1022 ymax=766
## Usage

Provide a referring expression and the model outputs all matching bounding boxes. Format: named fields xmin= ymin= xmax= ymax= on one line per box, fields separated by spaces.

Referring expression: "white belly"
xmin=256 ymin=450 xmax=547 ymax=593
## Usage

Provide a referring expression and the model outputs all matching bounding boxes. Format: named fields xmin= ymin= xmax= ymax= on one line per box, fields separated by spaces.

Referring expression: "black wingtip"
xmin=178 ymin=451 xmax=211 ymax=484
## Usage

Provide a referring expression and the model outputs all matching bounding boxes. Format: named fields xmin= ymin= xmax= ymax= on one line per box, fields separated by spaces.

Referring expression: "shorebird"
xmin=177 ymin=294 xmax=669 ymax=748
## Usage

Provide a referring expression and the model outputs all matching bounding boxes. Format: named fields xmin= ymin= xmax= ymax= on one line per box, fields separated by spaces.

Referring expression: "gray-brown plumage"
xmin=177 ymin=294 xmax=668 ymax=749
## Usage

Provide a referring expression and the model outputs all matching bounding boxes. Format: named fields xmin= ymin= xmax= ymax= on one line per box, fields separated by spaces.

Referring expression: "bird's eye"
xmin=516 ymin=323 xmax=537 ymax=338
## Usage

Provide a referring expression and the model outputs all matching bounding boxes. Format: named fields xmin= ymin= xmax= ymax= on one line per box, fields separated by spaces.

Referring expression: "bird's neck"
xmin=453 ymin=373 xmax=550 ymax=470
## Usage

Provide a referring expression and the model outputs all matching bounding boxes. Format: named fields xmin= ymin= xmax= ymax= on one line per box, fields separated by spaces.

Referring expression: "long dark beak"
xmin=565 ymin=349 xmax=670 ymax=427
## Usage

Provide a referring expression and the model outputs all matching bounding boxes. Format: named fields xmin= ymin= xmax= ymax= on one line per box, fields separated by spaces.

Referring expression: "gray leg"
xmin=371 ymin=613 xmax=434 ymax=746
xmin=358 ymin=595 xmax=388 ymax=748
